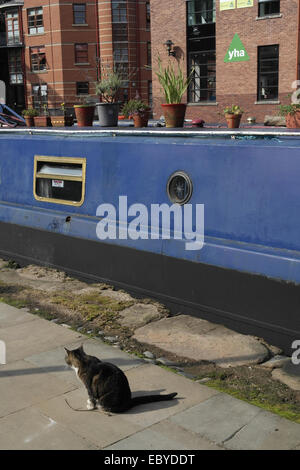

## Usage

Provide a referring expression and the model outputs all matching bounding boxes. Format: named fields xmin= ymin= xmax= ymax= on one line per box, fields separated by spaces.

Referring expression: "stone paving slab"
xmin=225 ymin=410 xmax=300 ymax=450
xmin=1 ymin=301 xmax=300 ymax=450
xmin=0 ymin=302 xmax=35 ymax=328
xmin=272 ymin=361 xmax=300 ymax=391
xmin=37 ymin=388 xmax=142 ymax=449
xmin=133 ymin=315 xmax=269 ymax=368
xmin=105 ymin=419 xmax=224 ymax=450
xmin=25 ymin=339 xmax=143 ymax=387
xmin=118 ymin=364 xmax=219 ymax=429
xmin=0 ymin=359 xmax=76 ymax=418
xmin=170 ymin=393 xmax=262 ymax=445
xmin=0 ymin=316 xmax=84 ymax=363
xmin=0 ymin=406 xmax=97 ymax=450
xmin=37 ymin=363 xmax=219 ymax=449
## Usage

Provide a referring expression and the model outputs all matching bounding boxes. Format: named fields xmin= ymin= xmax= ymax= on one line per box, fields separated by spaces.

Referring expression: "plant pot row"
xmin=24 ymin=115 xmax=74 ymax=127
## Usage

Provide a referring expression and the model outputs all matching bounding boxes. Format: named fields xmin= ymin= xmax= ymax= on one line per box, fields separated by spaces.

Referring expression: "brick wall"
xmin=151 ymin=0 xmax=300 ymax=123
xmin=23 ymin=0 xmax=151 ymax=111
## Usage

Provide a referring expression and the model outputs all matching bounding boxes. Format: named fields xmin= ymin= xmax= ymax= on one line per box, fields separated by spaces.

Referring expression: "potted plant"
xmin=34 ymin=104 xmax=52 ymax=127
xmin=121 ymin=99 xmax=150 ymax=128
xmin=22 ymin=108 xmax=38 ymax=127
xmin=74 ymin=96 xmax=95 ymax=127
xmin=154 ymin=56 xmax=193 ymax=128
xmin=51 ymin=102 xmax=74 ymax=127
xmin=279 ymin=103 xmax=300 ymax=129
xmin=223 ymin=105 xmax=243 ymax=129
xmin=95 ymin=65 xmax=124 ymax=127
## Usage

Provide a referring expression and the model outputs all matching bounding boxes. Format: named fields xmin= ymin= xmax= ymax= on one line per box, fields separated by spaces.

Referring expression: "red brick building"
xmin=150 ymin=0 xmax=300 ymax=123
xmin=0 ymin=0 xmax=151 ymax=115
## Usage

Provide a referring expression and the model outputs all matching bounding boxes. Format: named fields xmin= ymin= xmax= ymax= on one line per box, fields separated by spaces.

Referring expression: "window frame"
xmin=258 ymin=0 xmax=280 ymax=18
xmin=33 ymin=155 xmax=86 ymax=207
xmin=187 ymin=0 xmax=216 ymax=26
xmin=5 ymin=10 xmax=20 ymax=45
xmin=73 ymin=3 xmax=86 ymax=25
xmin=257 ymin=44 xmax=279 ymax=102
xmin=74 ymin=43 xmax=88 ymax=63
xmin=112 ymin=1 xmax=127 ymax=23
xmin=32 ymin=83 xmax=48 ymax=110
xmin=76 ymin=81 xmax=89 ymax=95
xmin=8 ymin=49 xmax=23 ymax=84
xmin=27 ymin=7 xmax=44 ymax=35
xmin=30 ymin=46 xmax=47 ymax=72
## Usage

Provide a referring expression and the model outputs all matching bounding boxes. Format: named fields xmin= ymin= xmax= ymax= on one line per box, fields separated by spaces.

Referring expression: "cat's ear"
xmin=64 ymin=347 xmax=70 ymax=354
xmin=79 ymin=344 xmax=84 ymax=352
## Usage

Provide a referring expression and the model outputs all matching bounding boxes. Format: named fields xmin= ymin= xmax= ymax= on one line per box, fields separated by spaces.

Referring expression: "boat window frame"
xmin=33 ymin=155 xmax=86 ymax=207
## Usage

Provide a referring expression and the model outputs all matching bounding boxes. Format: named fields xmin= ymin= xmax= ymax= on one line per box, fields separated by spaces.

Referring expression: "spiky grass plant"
xmin=155 ymin=56 xmax=193 ymax=104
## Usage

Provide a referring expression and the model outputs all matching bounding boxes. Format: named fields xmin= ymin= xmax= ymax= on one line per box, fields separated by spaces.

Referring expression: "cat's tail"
xmin=130 ymin=392 xmax=177 ymax=409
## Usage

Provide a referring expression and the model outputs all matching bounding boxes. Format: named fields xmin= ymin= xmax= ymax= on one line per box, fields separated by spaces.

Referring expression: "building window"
xmin=76 ymin=82 xmax=89 ymax=95
xmin=257 ymin=45 xmax=279 ymax=101
xmin=148 ymin=81 xmax=152 ymax=107
xmin=188 ymin=51 xmax=216 ymax=102
xmin=8 ymin=49 xmax=23 ymax=84
xmin=73 ymin=4 xmax=86 ymax=24
xmin=112 ymin=23 xmax=128 ymax=42
xmin=113 ymin=42 xmax=128 ymax=62
xmin=32 ymin=84 xmax=48 ymax=110
xmin=30 ymin=46 xmax=46 ymax=72
xmin=146 ymin=2 xmax=150 ymax=30
xmin=147 ymin=41 xmax=151 ymax=67
xmin=75 ymin=43 xmax=88 ymax=63
xmin=27 ymin=7 xmax=44 ymax=35
xmin=112 ymin=1 xmax=127 ymax=23
xmin=258 ymin=0 xmax=280 ymax=17
xmin=187 ymin=0 xmax=216 ymax=26
xmin=6 ymin=10 xmax=20 ymax=45
xmin=187 ymin=1 xmax=216 ymax=103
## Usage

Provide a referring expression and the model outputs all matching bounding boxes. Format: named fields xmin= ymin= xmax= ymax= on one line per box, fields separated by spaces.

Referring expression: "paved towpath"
xmin=1 ymin=302 xmax=300 ymax=450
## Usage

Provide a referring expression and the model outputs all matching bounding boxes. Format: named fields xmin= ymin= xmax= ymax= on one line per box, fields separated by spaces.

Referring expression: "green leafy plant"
xmin=22 ymin=108 xmax=38 ymax=117
xmin=279 ymin=103 xmax=300 ymax=117
xmin=75 ymin=95 xmax=94 ymax=106
xmin=154 ymin=56 xmax=193 ymax=104
xmin=223 ymin=105 xmax=243 ymax=115
xmin=95 ymin=62 xmax=126 ymax=103
xmin=121 ymin=99 xmax=150 ymax=118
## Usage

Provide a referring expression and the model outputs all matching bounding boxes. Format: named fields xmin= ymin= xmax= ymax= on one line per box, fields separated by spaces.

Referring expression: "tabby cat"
xmin=65 ymin=345 xmax=177 ymax=413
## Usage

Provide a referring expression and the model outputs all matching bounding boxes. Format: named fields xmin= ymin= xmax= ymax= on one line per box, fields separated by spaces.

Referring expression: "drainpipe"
xmin=48 ymin=0 xmax=56 ymax=112
xmin=95 ymin=0 xmax=100 ymax=81
xmin=297 ymin=0 xmax=300 ymax=81
xmin=135 ymin=0 xmax=141 ymax=98
xmin=19 ymin=5 xmax=27 ymax=107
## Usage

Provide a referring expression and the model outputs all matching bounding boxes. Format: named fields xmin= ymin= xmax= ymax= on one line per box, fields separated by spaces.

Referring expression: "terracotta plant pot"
xmin=24 ymin=116 xmax=35 ymax=127
xmin=51 ymin=115 xmax=74 ymax=127
xmin=285 ymin=111 xmax=300 ymax=129
xmin=161 ymin=103 xmax=187 ymax=128
xmin=34 ymin=116 xmax=52 ymax=127
xmin=74 ymin=105 xmax=95 ymax=127
xmin=225 ymin=113 xmax=242 ymax=129
xmin=132 ymin=111 xmax=149 ymax=128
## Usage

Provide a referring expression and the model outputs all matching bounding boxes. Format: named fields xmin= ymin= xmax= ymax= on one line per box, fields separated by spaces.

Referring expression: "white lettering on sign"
xmin=228 ymin=49 xmax=245 ymax=60
xmin=52 ymin=180 xmax=64 ymax=188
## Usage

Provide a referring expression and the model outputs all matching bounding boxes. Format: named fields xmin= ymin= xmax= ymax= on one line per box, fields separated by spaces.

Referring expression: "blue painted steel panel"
xmin=1 ymin=132 xmax=300 ymax=283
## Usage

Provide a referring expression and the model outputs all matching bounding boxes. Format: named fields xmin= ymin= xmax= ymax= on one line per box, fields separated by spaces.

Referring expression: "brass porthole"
xmin=167 ymin=171 xmax=193 ymax=205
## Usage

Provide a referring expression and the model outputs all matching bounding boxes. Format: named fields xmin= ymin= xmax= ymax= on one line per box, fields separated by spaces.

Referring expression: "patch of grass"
xmin=3 ymin=260 xmax=20 ymax=269
xmin=0 ymin=296 xmax=26 ymax=309
xmin=198 ymin=373 xmax=300 ymax=424
xmin=50 ymin=291 xmax=134 ymax=322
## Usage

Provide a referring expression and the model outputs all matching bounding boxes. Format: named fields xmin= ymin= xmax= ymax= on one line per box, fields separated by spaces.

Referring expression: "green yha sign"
xmin=224 ymin=33 xmax=249 ymax=63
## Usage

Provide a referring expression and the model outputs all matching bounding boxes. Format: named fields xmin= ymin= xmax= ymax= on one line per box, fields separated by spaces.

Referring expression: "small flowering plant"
xmin=223 ymin=105 xmax=243 ymax=116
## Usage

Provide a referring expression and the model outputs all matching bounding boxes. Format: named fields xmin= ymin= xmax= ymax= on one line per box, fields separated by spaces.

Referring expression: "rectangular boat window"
xmin=34 ymin=156 xmax=86 ymax=206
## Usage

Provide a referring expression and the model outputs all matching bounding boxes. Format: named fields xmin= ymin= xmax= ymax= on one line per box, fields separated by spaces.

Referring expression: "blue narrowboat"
xmin=1 ymin=127 xmax=300 ymax=353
